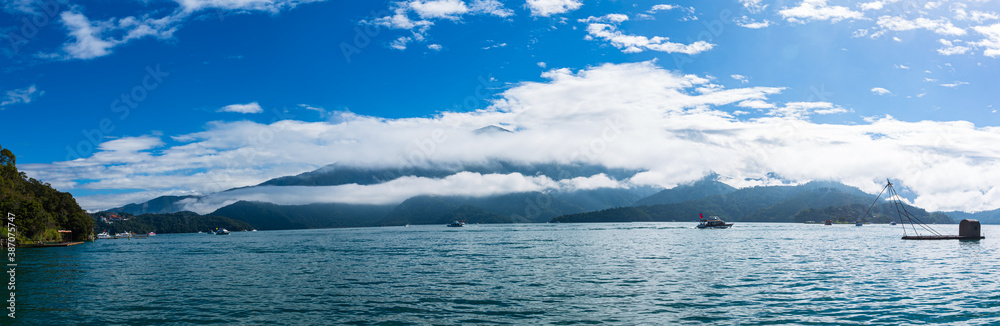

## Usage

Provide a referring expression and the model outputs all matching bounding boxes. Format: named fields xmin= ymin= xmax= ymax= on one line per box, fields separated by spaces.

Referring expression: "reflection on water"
xmin=17 ymin=223 xmax=1000 ymax=325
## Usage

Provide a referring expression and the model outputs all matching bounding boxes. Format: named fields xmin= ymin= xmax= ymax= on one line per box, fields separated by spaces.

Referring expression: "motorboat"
xmin=447 ymin=221 xmax=465 ymax=227
xmin=824 ymin=219 xmax=833 ymax=225
xmin=97 ymin=231 xmax=113 ymax=239
xmin=856 ymin=220 xmax=863 ymax=226
xmin=697 ymin=215 xmax=733 ymax=229
xmin=215 ymin=228 xmax=231 ymax=235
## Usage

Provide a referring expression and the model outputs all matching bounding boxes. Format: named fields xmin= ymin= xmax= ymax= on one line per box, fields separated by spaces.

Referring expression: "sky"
xmin=2 ymin=0 xmax=1000 ymax=213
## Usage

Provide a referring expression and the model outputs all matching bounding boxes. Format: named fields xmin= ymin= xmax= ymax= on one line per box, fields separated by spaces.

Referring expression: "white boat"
xmin=215 ymin=228 xmax=230 ymax=235
xmin=697 ymin=215 xmax=733 ymax=229
xmin=97 ymin=231 xmax=113 ymax=239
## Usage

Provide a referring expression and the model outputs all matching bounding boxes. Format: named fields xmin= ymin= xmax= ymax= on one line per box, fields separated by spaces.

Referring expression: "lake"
xmin=17 ymin=223 xmax=1000 ymax=324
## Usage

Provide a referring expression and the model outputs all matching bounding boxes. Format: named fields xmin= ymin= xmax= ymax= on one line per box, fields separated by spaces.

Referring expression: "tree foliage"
xmin=0 ymin=144 xmax=93 ymax=242
xmin=91 ymin=211 xmax=254 ymax=234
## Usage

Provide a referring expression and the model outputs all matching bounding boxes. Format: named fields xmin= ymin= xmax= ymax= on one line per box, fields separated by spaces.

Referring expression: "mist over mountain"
xmin=554 ymin=181 xmax=955 ymax=224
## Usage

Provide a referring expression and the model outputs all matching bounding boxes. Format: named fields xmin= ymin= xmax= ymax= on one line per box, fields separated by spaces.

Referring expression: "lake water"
xmin=17 ymin=223 xmax=1000 ymax=324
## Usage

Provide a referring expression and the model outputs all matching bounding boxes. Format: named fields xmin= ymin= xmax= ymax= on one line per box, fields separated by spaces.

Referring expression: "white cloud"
xmin=1 ymin=84 xmax=44 ymax=108
xmin=737 ymin=99 xmax=776 ymax=109
xmin=859 ymin=0 xmax=903 ymax=11
xmin=525 ymin=0 xmax=582 ymax=17
xmin=584 ymin=23 xmax=715 ymax=54
xmin=876 ymin=15 xmax=966 ymax=36
xmin=408 ymin=0 xmax=469 ymax=20
xmin=649 ymin=4 xmax=680 ymax=13
xmin=971 ymin=23 xmax=1000 ymax=57
xmin=870 ymin=87 xmax=891 ymax=95
xmin=894 ymin=64 xmax=909 ymax=69
xmin=390 ymin=36 xmax=413 ymax=50
xmin=56 ymin=1 xmax=312 ymax=60
xmin=23 ymin=61 xmax=1000 ymax=214
xmin=736 ymin=16 xmax=772 ymax=29
xmin=731 ymin=74 xmax=749 ymax=83
xmin=218 ymin=102 xmax=263 ymax=114
xmin=366 ymin=0 xmax=513 ymax=50
xmin=175 ymin=0 xmax=323 ymax=14
xmin=939 ymin=81 xmax=969 ymax=88
xmin=952 ymin=4 xmax=999 ymax=23
xmin=578 ymin=14 xmax=628 ymax=24
xmin=740 ymin=0 xmax=768 ymax=14
xmin=779 ymin=0 xmax=865 ymax=23
xmin=427 ymin=43 xmax=443 ymax=50
xmin=469 ymin=0 xmax=514 ymax=17
xmin=936 ymin=39 xmax=969 ymax=55
xmin=769 ymin=101 xmax=849 ymax=118
xmin=60 ymin=11 xmax=118 ymax=60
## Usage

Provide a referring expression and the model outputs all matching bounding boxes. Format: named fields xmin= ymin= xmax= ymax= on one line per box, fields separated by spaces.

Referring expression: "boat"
xmin=97 ymin=231 xmax=113 ymax=239
xmin=697 ymin=214 xmax=733 ymax=229
xmin=447 ymin=221 xmax=465 ymax=227
xmin=889 ymin=221 xmax=897 ymax=225
xmin=148 ymin=232 xmax=156 ymax=236
xmin=215 ymin=228 xmax=230 ymax=235
xmin=114 ymin=231 xmax=132 ymax=238
xmin=855 ymin=220 xmax=863 ymax=226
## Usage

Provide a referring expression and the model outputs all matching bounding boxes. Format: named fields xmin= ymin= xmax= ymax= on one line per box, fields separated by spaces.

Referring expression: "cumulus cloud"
xmin=779 ymin=0 xmax=865 ymax=23
xmin=22 ymin=61 xmax=1000 ymax=213
xmin=218 ymin=102 xmax=263 ymax=114
xmin=736 ymin=16 xmax=772 ymax=29
xmin=936 ymin=39 xmax=969 ymax=55
xmin=876 ymin=15 xmax=966 ymax=36
xmin=365 ymin=0 xmax=513 ymax=50
xmin=54 ymin=0 xmax=314 ymax=60
xmin=731 ymin=74 xmax=749 ymax=83
xmin=525 ymin=0 xmax=582 ymax=17
xmin=870 ymin=87 xmax=891 ymax=95
xmin=578 ymin=14 xmax=628 ymax=24
xmin=584 ymin=23 xmax=715 ymax=54
xmin=1 ymin=84 xmax=44 ymax=109
xmin=971 ymin=23 xmax=1000 ymax=57
xmin=740 ymin=0 xmax=768 ymax=14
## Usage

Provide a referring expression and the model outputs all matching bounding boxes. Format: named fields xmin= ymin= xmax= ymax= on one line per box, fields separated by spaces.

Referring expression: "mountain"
xmin=553 ymin=181 xmax=955 ymax=224
xmin=210 ymin=201 xmax=394 ymax=230
xmin=106 ymin=160 xmax=655 ymax=228
xmin=91 ymin=211 xmax=254 ymax=234
xmin=104 ymin=195 xmax=200 ymax=215
xmin=634 ymin=174 xmax=736 ymax=206
xmin=944 ymin=208 xmax=1000 ymax=224
xmin=795 ymin=203 xmax=952 ymax=224
xmin=256 ymin=161 xmax=640 ymax=187
xmin=0 ymin=144 xmax=93 ymax=242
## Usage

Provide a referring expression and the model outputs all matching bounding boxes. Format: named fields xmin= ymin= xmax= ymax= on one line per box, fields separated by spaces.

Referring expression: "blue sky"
xmin=2 ymin=0 xmax=1000 ymax=212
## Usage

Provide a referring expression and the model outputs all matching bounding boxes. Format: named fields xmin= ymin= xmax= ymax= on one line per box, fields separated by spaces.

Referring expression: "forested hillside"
xmin=0 ymin=144 xmax=93 ymax=242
